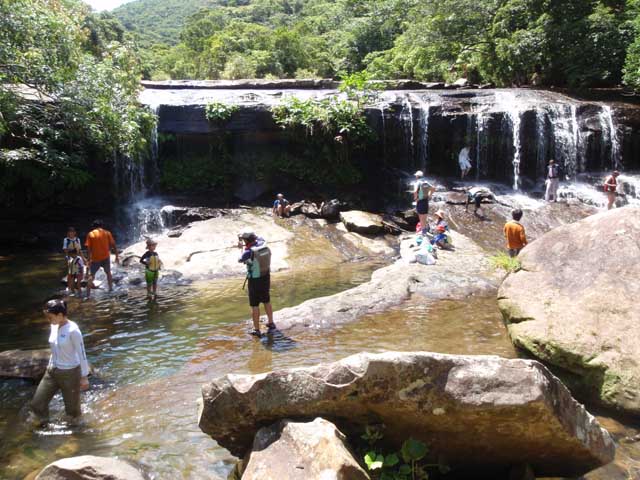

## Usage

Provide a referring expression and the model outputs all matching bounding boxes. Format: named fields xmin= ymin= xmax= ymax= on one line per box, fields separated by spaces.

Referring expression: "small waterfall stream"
xmin=600 ymin=105 xmax=622 ymax=170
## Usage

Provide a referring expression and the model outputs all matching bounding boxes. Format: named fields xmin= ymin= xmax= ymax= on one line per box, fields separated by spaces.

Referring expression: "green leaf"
xmin=398 ymin=464 xmax=412 ymax=475
xmin=384 ymin=453 xmax=400 ymax=467
xmin=401 ymin=438 xmax=428 ymax=462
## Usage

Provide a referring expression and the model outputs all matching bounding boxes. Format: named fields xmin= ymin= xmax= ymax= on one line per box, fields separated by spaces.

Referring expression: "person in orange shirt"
xmin=85 ymin=219 xmax=119 ymax=296
xmin=503 ymin=209 xmax=527 ymax=258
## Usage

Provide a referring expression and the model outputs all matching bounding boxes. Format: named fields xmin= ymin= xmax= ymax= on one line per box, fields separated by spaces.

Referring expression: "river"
xmin=1 ymin=207 xmax=639 ymax=479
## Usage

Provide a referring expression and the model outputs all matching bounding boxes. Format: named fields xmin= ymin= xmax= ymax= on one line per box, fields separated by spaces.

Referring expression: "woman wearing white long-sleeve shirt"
xmin=30 ymin=299 xmax=89 ymax=422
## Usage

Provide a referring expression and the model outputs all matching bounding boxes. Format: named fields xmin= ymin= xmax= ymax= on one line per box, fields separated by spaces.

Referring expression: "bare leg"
xmin=106 ymin=270 xmax=113 ymax=292
xmin=265 ymin=303 xmax=274 ymax=326
xmin=251 ymin=306 xmax=260 ymax=331
xmin=418 ymin=213 xmax=427 ymax=234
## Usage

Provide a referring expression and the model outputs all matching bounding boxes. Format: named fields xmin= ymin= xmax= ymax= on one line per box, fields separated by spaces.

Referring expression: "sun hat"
xmin=146 ymin=238 xmax=158 ymax=246
xmin=435 ymin=210 xmax=445 ymax=218
xmin=414 ymin=170 xmax=424 ymax=177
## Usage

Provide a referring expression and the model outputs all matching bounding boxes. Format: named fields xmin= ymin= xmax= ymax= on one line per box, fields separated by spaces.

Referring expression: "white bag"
xmin=416 ymin=245 xmax=436 ymax=265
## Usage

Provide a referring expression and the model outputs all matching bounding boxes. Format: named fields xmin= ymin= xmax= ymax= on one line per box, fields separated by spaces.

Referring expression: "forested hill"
xmin=112 ymin=0 xmax=220 ymax=47
xmin=113 ymin=0 xmax=640 ymax=92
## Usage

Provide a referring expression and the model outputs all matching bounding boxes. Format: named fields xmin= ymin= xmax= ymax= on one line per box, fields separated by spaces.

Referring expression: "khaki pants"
xmin=31 ymin=366 xmax=81 ymax=420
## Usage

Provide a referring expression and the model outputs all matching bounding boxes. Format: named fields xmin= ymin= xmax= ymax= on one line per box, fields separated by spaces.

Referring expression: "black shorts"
xmin=248 ymin=274 xmax=270 ymax=307
xmin=416 ymin=199 xmax=429 ymax=215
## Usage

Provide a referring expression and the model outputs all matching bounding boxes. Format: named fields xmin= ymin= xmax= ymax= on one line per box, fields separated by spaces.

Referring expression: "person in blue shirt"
xmin=238 ymin=230 xmax=276 ymax=336
xmin=272 ymin=193 xmax=291 ymax=218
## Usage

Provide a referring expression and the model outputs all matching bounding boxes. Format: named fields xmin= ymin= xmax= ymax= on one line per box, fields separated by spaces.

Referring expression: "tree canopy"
xmin=0 ymin=0 xmax=153 ymax=208
xmin=114 ymin=0 xmax=640 ymax=89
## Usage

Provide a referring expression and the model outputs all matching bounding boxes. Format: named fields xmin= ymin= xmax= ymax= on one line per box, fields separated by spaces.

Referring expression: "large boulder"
xmin=240 ymin=418 xmax=370 ymax=480
xmin=199 ymin=351 xmax=614 ymax=478
xmin=269 ymin=232 xmax=497 ymax=330
xmin=340 ymin=211 xmax=384 ymax=235
xmin=498 ymin=206 xmax=640 ymax=415
xmin=122 ymin=211 xmax=293 ymax=279
xmin=35 ymin=455 xmax=145 ymax=480
xmin=0 ymin=349 xmax=49 ymax=380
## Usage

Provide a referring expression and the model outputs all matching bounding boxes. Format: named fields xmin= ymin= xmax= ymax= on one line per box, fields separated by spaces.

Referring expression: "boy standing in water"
xmin=66 ymin=250 xmax=85 ymax=295
xmin=140 ymin=239 xmax=162 ymax=299
xmin=504 ymin=209 xmax=528 ymax=257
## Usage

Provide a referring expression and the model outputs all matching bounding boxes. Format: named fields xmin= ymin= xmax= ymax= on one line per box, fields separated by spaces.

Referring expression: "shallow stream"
xmin=1 ymin=213 xmax=639 ymax=479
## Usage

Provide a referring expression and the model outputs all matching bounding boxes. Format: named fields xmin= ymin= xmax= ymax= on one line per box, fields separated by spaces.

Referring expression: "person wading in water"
xmin=238 ymin=231 xmax=276 ymax=337
xmin=603 ymin=170 xmax=620 ymax=210
xmin=29 ymin=299 xmax=89 ymax=426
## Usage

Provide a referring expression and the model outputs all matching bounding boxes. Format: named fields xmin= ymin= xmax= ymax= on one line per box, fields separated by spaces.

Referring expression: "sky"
xmin=84 ymin=0 xmax=133 ymax=11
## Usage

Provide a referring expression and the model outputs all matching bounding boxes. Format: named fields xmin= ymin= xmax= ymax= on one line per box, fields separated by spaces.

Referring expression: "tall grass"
xmin=489 ymin=252 xmax=522 ymax=273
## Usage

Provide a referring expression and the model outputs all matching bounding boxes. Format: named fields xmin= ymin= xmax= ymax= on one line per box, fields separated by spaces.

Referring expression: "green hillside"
xmin=112 ymin=0 xmax=220 ymax=47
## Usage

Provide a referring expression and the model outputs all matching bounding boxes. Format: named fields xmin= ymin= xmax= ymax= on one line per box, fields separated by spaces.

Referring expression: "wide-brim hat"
xmin=435 ymin=210 xmax=445 ymax=218
xmin=414 ymin=170 xmax=424 ymax=177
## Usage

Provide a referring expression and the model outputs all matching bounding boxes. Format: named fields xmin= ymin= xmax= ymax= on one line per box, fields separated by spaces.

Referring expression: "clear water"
xmin=1 ymin=214 xmax=638 ymax=479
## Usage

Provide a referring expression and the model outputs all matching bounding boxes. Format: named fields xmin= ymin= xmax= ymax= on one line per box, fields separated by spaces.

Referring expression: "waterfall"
xmin=495 ymin=91 xmax=523 ymax=190
xmin=126 ymin=198 xmax=167 ymax=241
xmin=402 ymin=96 xmax=415 ymax=166
xmin=379 ymin=104 xmax=387 ymax=162
xmin=542 ymin=103 xmax=581 ymax=179
xmin=535 ymin=108 xmax=547 ymax=178
xmin=149 ymin=104 xmax=160 ymax=190
xmin=600 ymin=106 xmax=622 ymax=170
xmin=410 ymin=94 xmax=430 ymax=172
xmin=475 ymin=113 xmax=488 ymax=180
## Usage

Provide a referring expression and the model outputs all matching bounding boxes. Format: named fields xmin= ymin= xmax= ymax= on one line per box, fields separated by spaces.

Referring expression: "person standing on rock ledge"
xmin=413 ymin=170 xmax=435 ymax=236
xmin=603 ymin=170 xmax=620 ymax=210
xmin=504 ymin=209 xmax=528 ymax=258
xmin=544 ymin=159 xmax=560 ymax=202
xmin=238 ymin=231 xmax=276 ymax=337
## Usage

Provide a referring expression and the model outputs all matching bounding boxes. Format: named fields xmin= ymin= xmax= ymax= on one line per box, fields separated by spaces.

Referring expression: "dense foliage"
xmin=0 ymin=0 xmax=154 ymax=209
xmin=115 ymin=0 xmax=640 ymax=89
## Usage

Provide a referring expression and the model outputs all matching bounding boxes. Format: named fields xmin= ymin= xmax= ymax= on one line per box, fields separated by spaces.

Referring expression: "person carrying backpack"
xmin=238 ymin=230 xmax=276 ymax=337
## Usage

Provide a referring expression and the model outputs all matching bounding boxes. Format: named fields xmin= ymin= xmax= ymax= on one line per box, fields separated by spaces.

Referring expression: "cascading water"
xmin=600 ymin=106 xmax=622 ymax=170
xmin=402 ymin=96 xmax=415 ymax=166
xmin=545 ymin=103 xmax=581 ymax=180
xmin=475 ymin=113 xmax=487 ymax=180
xmin=495 ymin=91 xmax=523 ymax=190
xmin=410 ymin=94 xmax=431 ymax=173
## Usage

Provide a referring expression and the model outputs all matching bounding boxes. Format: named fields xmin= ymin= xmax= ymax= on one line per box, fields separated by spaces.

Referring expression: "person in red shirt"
xmin=603 ymin=170 xmax=620 ymax=210
xmin=503 ymin=209 xmax=528 ymax=258
xmin=85 ymin=219 xmax=119 ymax=296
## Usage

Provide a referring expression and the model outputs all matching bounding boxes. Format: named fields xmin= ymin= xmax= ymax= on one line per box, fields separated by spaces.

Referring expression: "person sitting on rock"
xmin=504 ymin=209 xmax=527 ymax=257
xmin=430 ymin=212 xmax=451 ymax=249
xmin=272 ymin=193 xmax=291 ymax=218
xmin=465 ymin=186 xmax=494 ymax=216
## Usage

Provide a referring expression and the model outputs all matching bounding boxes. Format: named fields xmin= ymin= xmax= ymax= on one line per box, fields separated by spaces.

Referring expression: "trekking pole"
xmin=242 ymin=275 xmax=248 ymax=290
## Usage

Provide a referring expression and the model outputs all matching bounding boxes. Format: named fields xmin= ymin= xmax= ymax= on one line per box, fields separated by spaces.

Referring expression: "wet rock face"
xmin=340 ymin=211 xmax=384 ymax=234
xmin=199 ymin=351 xmax=614 ymax=477
xmin=499 ymin=206 xmax=640 ymax=415
xmin=240 ymin=418 xmax=370 ymax=480
xmin=35 ymin=455 xmax=145 ymax=480
xmin=0 ymin=349 xmax=50 ymax=380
